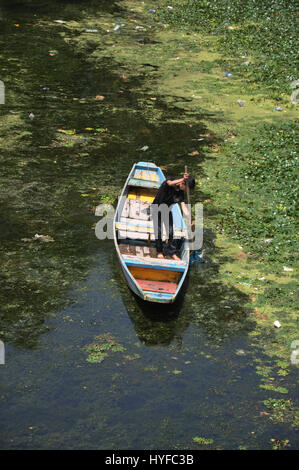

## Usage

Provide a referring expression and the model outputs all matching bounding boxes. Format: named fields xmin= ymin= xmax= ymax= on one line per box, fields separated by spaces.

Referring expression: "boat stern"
xmin=142 ymin=291 xmax=176 ymax=303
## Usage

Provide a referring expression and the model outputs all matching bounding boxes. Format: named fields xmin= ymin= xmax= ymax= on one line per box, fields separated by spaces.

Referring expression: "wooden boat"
xmin=113 ymin=162 xmax=190 ymax=303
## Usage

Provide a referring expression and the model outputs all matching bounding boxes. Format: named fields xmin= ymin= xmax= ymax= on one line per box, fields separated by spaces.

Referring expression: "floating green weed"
xmin=256 ymin=366 xmax=272 ymax=378
xmin=260 ymin=384 xmax=288 ymax=394
xmin=216 ymin=120 xmax=298 ymax=266
xmin=264 ymin=399 xmax=299 ymax=427
xmin=157 ymin=0 xmax=298 ymax=96
xmin=193 ymin=436 xmax=214 ymax=445
xmin=85 ymin=334 xmax=126 ymax=364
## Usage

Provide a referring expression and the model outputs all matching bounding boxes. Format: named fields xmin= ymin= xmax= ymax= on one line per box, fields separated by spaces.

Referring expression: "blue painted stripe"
xmin=134 ymin=166 xmax=159 ymax=173
xmin=128 ymin=178 xmax=161 ymax=189
xmin=136 ymin=162 xmax=158 ymax=168
xmin=124 ymin=258 xmax=186 ymax=272
xmin=143 ymin=291 xmax=175 ymax=303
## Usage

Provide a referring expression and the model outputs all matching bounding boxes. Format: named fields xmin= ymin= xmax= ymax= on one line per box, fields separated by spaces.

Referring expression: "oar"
xmin=184 ymin=165 xmax=204 ymax=264
xmin=184 ymin=165 xmax=192 ymax=227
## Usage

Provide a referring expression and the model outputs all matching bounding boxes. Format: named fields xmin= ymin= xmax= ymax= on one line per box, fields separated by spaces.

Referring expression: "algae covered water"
xmin=0 ymin=0 xmax=298 ymax=450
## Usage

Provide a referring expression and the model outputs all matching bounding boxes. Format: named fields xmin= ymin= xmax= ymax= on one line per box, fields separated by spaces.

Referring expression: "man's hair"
xmin=184 ymin=174 xmax=195 ymax=190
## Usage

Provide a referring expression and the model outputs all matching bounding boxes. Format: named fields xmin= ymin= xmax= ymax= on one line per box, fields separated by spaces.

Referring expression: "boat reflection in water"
xmin=116 ymin=261 xmax=191 ymax=347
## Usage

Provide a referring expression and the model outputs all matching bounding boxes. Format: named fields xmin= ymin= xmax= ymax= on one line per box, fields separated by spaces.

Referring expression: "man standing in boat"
xmin=151 ymin=173 xmax=195 ymax=261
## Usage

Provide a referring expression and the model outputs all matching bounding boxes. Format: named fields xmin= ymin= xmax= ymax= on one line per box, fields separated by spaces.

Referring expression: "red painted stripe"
xmin=136 ymin=279 xmax=177 ymax=294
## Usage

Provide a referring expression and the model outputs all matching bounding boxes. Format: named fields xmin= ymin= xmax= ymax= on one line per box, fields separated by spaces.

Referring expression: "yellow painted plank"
xmin=134 ymin=170 xmax=157 ymax=181
xmin=151 ymin=172 xmax=158 ymax=181
xmin=140 ymin=194 xmax=155 ymax=202
xmin=139 ymin=188 xmax=156 ymax=202
xmin=128 ymin=191 xmax=137 ymax=199
xmin=128 ymin=188 xmax=156 ymax=201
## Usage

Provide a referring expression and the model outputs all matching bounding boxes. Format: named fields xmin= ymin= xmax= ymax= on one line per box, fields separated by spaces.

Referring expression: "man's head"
xmin=178 ymin=174 xmax=195 ymax=191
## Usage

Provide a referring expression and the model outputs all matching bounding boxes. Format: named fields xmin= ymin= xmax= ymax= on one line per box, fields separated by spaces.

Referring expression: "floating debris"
xmin=57 ymin=129 xmax=76 ymax=135
xmin=34 ymin=234 xmax=54 ymax=243
xmin=283 ymin=266 xmax=293 ymax=272
xmin=236 ymin=349 xmax=246 ymax=356
xmin=21 ymin=234 xmax=54 ymax=243
xmin=113 ymin=24 xmax=124 ymax=31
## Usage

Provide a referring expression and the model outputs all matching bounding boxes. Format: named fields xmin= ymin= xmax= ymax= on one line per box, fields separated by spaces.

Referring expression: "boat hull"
xmin=113 ymin=162 xmax=190 ymax=304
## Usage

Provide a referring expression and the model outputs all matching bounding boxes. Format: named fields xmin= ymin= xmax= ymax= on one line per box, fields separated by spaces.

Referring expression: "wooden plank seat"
xmin=128 ymin=178 xmax=161 ymax=189
xmin=127 ymin=187 xmax=156 ymax=202
xmin=119 ymin=243 xmax=157 ymax=258
xmin=122 ymin=254 xmax=186 ymax=271
xmin=135 ymin=279 xmax=177 ymax=294
xmin=128 ymin=265 xmax=181 ymax=283
xmin=116 ymin=218 xmax=186 ymax=239
xmin=133 ymin=168 xmax=160 ymax=182
xmin=120 ymin=198 xmax=151 ymax=221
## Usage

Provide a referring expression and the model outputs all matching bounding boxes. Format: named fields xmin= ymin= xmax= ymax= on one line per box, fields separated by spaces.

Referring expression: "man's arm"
xmin=166 ymin=177 xmax=184 ymax=186
xmin=180 ymin=201 xmax=190 ymax=218
xmin=181 ymin=201 xmax=195 ymax=228
xmin=166 ymin=173 xmax=189 ymax=186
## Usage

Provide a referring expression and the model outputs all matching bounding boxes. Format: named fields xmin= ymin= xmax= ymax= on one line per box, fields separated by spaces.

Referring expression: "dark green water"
xmin=0 ymin=0 xmax=298 ymax=449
